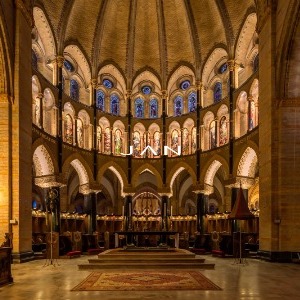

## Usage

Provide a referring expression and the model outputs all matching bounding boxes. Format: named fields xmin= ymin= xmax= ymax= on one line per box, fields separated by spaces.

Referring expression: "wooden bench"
xmin=66 ymin=251 xmax=81 ymax=258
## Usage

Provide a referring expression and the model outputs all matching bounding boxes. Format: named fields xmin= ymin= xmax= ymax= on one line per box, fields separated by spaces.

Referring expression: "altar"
xmin=114 ymin=231 xmax=179 ymax=248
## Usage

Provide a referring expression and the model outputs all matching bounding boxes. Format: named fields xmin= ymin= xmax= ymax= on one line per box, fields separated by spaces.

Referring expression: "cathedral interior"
xmin=0 ymin=0 xmax=300 ymax=298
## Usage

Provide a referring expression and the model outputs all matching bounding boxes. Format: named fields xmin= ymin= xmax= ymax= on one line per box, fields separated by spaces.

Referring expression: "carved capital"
xmin=56 ymin=56 xmax=65 ymax=68
xmin=90 ymin=78 xmax=98 ymax=88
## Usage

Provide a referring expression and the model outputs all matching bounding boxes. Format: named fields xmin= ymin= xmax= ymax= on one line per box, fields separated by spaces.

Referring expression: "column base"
xmin=258 ymin=250 xmax=299 ymax=262
xmin=12 ymin=251 xmax=35 ymax=263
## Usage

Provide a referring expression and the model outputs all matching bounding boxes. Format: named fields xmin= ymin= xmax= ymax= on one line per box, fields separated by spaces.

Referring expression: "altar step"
xmin=78 ymin=248 xmax=215 ymax=270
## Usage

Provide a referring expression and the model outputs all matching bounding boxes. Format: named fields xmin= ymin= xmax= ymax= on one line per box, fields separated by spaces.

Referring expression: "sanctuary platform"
xmin=78 ymin=248 xmax=215 ymax=270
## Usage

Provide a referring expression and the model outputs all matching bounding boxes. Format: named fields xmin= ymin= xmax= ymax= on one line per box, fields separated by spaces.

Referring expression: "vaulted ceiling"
xmin=34 ymin=0 xmax=256 ymax=84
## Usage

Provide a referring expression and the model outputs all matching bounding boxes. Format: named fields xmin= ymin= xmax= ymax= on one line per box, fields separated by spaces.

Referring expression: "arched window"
xmin=174 ymin=95 xmax=183 ymax=116
xmin=114 ymin=129 xmax=123 ymax=155
xmin=70 ymin=79 xmax=79 ymax=101
xmin=249 ymin=100 xmax=255 ymax=130
xmin=219 ymin=116 xmax=228 ymax=146
xmin=97 ymin=126 xmax=102 ymax=152
xmin=63 ymin=60 xmax=74 ymax=72
xmin=64 ymin=114 xmax=73 ymax=144
xmin=132 ymin=131 xmax=141 ymax=157
xmin=96 ymin=90 xmax=105 ymax=111
xmin=153 ymin=131 xmax=161 ymax=156
xmin=32 ymin=50 xmax=38 ymax=69
xmin=188 ymin=92 xmax=197 ymax=112
xmin=209 ymin=120 xmax=217 ymax=149
xmin=135 ymin=98 xmax=144 ymax=118
xmin=76 ymin=119 xmax=84 ymax=148
xmin=149 ymin=98 xmax=158 ymax=118
xmin=214 ymin=82 xmax=222 ymax=103
xmin=110 ymin=94 xmax=120 ymax=116
xmin=182 ymin=128 xmax=189 ymax=155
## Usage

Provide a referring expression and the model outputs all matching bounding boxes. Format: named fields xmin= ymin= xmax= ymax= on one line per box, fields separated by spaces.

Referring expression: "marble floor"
xmin=0 ymin=255 xmax=300 ymax=300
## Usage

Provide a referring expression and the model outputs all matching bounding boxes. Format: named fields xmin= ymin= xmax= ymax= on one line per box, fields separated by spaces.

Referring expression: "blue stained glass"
xmin=135 ymin=98 xmax=144 ymax=118
xmin=96 ymin=90 xmax=105 ymax=111
xmin=110 ymin=94 xmax=119 ymax=115
xmin=70 ymin=79 xmax=79 ymax=101
xmin=188 ymin=92 xmax=197 ymax=112
xmin=142 ymin=86 xmax=152 ymax=94
xmin=32 ymin=50 xmax=38 ymax=69
xmin=180 ymin=80 xmax=190 ymax=90
xmin=214 ymin=82 xmax=222 ymax=103
xmin=174 ymin=95 xmax=183 ymax=116
xmin=32 ymin=200 xmax=37 ymax=209
xmin=149 ymin=98 xmax=158 ymax=118
xmin=219 ymin=63 xmax=228 ymax=74
xmin=64 ymin=59 xmax=74 ymax=72
xmin=103 ymin=79 xmax=113 ymax=89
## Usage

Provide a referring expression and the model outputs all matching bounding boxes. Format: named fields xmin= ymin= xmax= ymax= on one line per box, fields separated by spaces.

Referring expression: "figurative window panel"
xmin=182 ymin=128 xmax=189 ymax=155
xmin=77 ymin=119 xmax=84 ymax=148
xmin=35 ymin=98 xmax=41 ymax=127
xmin=32 ymin=50 xmax=38 ymax=69
xmin=174 ymin=95 xmax=183 ymax=116
xmin=249 ymin=101 xmax=256 ymax=130
xmin=188 ymin=92 xmax=197 ymax=112
xmin=96 ymin=90 xmax=105 ymax=111
xmin=70 ymin=79 xmax=79 ymax=101
xmin=132 ymin=131 xmax=141 ymax=157
xmin=191 ymin=127 xmax=197 ymax=153
xmin=219 ymin=116 xmax=228 ymax=146
xmin=153 ymin=131 xmax=161 ymax=156
xmin=64 ymin=114 xmax=73 ymax=144
xmin=209 ymin=121 xmax=217 ymax=149
xmin=149 ymin=98 xmax=158 ymax=118
xmin=171 ymin=129 xmax=180 ymax=153
xmin=214 ymin=82 xmax=222 ymax=103
xmin=135 ymin=98 xmax=144 ymax=118
xmin=110 ymin=94 xmax=120 ymax=116
xmin=114 ymin=129 xmax=123 ymax=155
xmin=97 ymin=126 xmax=102 ymax=152
xmin=104 ymin=127 xmax=111 ymax=154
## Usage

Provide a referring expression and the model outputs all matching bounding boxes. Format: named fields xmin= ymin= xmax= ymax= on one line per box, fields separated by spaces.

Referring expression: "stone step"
xmin=78 ymin=262 xmax=215 ymax=270
xmin=88 ymin=257 xmax=206 ymax=264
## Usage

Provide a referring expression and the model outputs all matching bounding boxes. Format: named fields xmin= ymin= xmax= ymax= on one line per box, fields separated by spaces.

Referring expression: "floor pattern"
xmin=71 ymin=271 xmax=222 ymax=291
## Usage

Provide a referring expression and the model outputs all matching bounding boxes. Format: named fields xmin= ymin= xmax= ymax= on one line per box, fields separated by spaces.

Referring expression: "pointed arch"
xmin=236 ymin=147 xmax=258 ymax=178
xmin=132 ymin=163 xmax=163 ymax=189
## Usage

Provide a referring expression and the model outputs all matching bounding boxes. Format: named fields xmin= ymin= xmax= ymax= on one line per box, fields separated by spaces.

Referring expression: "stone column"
xmin=162 ymin=90 xmax=167 ymax=183
xmin=195 ymin=192 xmax=206 ymax=234
xmin=126 ymin=90 xmax=132 ymax=184
xmin=10 ymin=0 xmax=34 ymax=262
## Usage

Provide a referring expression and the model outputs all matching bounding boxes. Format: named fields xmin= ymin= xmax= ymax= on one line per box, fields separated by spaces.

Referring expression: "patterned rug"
xmin=71 ymin=271 xmax=222 ymax=291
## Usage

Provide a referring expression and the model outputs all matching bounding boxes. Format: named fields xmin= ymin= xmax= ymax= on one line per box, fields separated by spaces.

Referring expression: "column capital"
xmin=227 ymin=59 xmax=238 ymax=71
xmin=90 ymin=78 xmax=98 ymax=88
xmin=162 ymin=90 xmax=168 ymax=98
xmin=56 ymin=56 xmax=65 ymax=68
xmin=126 ymin=90 xmax=132 ymax=98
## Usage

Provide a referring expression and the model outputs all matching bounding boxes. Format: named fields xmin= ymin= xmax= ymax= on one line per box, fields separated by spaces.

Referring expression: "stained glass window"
xmin=219 ymin=63 xmax=228 ymax=74
xmin=97 ymin=126 xmax=102 ymax=152
xmin=149 ymin=98 xmax=158 ymax=118
xmin=64 ymin=114 xmax=73 ymax=144
xmin=182 ymin=128 xmax=189 ymax=155
xmin=70 ymin=79 xmax=79 ymax=101
xmin=142 ymin=86 xmax=152 ymax=95
xmin=209 ymin=121 xmax=217 ymax=149
xmin=191 ymin=127 xmax=197 ymax=153
xmin=219 ymin=116 xmax=228 ymax=146
xmin=174 ymin=95 xmax=183 ymax=116
xmin=180 ymin=80 xmax=190 ymax=90
xmin=132 ymin=131 xmax=141 ymax=157
xmin=104 ymin=127 xmax=111 ymax=154
xmin=114 ymin=129 xmax=123 ymax=155
xmin=110 ymin=94 xmax=119 ymax=115
xmin=77 ymin=119 xmax=84 ymax=148
xmin=214 ymin=82 xmax=222 ymax=103
xmin=171 ymin=130 xmax=179 ymax=153
xmin=32 ymin=50 xmax=38 ymax=69
xmin=96 ymin=90 xmax=105 ymax=111
xmin=253 ymin=54 xmax=259 ymax=72
xmin=249 ymin=101 xmax=255 ymax=130
xmin=188 ymin=92 xmax=197 ymax=112
xmin=153 ymin=131 xmax=161 ymax=156
xmin=103 ymin=79 xmax=113 ymax=89
xmin=64 ymin=59 xmax=74 ymax=72
xmin=135 ymin=98 xmax=144 ymax=118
